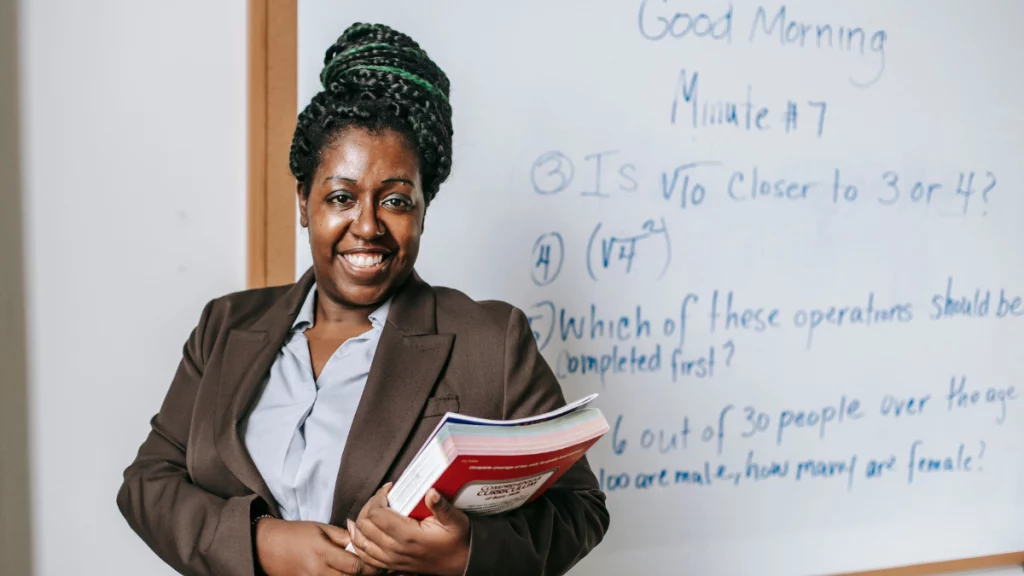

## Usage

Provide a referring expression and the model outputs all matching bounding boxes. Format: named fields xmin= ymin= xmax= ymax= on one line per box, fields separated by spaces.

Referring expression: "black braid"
xmin=289 ymin=22 xmax=453 ymax=204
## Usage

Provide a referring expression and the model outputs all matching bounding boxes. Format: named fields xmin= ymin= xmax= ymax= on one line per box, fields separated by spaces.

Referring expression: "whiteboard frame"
xmin=245 ymin=1 xmax=1023 ymax=573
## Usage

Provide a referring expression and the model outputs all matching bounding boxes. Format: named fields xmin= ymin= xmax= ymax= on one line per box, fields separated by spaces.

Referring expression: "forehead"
xmin=318 ymin=127 xmax=420 ymax=178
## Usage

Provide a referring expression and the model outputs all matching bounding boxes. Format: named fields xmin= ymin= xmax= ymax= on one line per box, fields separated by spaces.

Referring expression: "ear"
xmin=296 ymin=182 xmax=308 ymax=228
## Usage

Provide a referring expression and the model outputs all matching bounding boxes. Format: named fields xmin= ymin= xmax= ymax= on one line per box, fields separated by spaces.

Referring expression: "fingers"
xmin=317 ymin=523 xmax=381 ymax=575
xmin=355 ymin=482 xmax=393 ymax=526
xmin=322 ymin=544 xmax=381 ymax=576
xmin=320 ymin=523 xmax=350 ymax=548
xmin=424 ymin=489 xmax=454 ymax=525
xmin=348 ymin=517 xmax=409 ymax=571
xmin=367 ymin=483 xmax=392 ymax=512
xmin=350 ymin=510 xmax=405 ymax=557
xmin=314 ymin=545 xmax=350 ymax=575
xmin=354 ymin=486 xmax=418 ymax=548
xmin=347 ymin=554 xmax=384 ymax=576
xmin=345 ymin=482 xmax=425 ymax=574
xmin=366 ymin=503 xmax=420 ymax=543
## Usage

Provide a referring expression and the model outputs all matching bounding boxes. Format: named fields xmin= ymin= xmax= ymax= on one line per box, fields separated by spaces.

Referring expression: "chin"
xmin=328 ymin=267 xmax=410 ymax=307
xmin=339 ymin=285 xmax=393 ymax=307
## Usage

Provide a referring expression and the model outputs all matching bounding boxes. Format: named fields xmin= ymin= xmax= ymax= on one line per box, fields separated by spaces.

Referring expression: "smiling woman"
xmin=117 ymin=20 xmax=609 ymax=576
xmin=297 ymin=129 xmax=425 ymax=310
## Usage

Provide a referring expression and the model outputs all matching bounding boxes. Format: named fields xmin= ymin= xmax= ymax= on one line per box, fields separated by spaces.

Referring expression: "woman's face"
xmin=298 ymin=127 xmax=425 ymax=308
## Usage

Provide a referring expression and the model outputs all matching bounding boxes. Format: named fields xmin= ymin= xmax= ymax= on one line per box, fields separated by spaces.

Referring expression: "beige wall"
xmin=0 ymin=0 xmax=32 ymax=573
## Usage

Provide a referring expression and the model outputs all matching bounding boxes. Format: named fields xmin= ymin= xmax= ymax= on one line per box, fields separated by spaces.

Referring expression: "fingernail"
xmin=347 ymin=519 xmax=354 ymax=533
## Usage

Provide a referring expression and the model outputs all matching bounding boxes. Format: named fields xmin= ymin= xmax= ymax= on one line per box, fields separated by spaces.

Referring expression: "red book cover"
xmin=405 ymin=436 xmax=604 ymax=520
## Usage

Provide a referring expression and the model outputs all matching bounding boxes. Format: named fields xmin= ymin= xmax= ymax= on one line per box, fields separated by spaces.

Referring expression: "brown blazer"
xmin=117 ymin=268 xmax=610 ymax=576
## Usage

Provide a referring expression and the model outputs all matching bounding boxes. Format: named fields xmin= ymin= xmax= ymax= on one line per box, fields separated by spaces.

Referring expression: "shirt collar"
xmin=367 ymin=295 xmax=392 ymax=331
xmin=292 ymin=282 xmax=393 ymax=332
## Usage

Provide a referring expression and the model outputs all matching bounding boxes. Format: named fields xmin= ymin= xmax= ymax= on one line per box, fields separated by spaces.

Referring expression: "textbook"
xmin=349 ymin=394 xmax=608 ymax=542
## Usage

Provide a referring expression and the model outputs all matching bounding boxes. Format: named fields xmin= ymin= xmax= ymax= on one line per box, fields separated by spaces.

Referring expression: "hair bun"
xmin=320 ymin=22 xmax=450 ymax=102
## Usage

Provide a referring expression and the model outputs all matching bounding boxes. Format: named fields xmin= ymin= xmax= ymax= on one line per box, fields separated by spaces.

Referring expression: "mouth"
xmin=337 ymin=249 xmax=394 ymax=276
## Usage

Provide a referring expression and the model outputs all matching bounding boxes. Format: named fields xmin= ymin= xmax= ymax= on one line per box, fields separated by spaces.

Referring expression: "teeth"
xmin=344 ymin=253 xmax=385 ymax=268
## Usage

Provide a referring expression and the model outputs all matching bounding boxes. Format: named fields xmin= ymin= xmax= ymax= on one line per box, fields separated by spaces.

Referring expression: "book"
xmin=346 ymin=393 xmax=608 ymax=547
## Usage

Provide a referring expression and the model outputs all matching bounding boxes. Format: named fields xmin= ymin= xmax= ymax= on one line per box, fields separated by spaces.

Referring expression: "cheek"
xmin=389 ymin=218 xmax=422 ymax=258
xmin=310 ymin=210 xmax=351 ymax=250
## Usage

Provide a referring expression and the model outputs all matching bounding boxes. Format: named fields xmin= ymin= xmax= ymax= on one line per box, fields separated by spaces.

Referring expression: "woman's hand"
xmin=348 ymin=484 xmax=471 ymax=576
xmin=255 ymin=517 xmax=380 ymax=576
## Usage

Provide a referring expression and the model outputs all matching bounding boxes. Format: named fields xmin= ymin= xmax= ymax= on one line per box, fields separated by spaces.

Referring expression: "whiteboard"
xmin=295 ymin=1 xmax=1024 ymax=574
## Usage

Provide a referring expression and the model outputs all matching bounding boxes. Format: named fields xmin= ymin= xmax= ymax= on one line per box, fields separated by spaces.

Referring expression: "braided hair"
xmin=289 ymin=23 xmax=453 ymax=204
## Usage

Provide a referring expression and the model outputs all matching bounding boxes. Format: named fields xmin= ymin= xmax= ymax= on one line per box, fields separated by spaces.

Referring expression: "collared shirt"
xmin=242 ymin=283 xmax=392 ymax=523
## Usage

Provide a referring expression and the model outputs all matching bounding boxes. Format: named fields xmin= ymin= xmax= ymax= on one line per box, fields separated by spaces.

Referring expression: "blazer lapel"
xmin=330 ymin=273 xmax=453 ymax=524
xmin=213 ymin=268 xmax=316 ymax=517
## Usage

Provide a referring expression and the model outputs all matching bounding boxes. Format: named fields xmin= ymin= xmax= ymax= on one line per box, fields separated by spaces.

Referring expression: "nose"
xmin=350 ymin=196 xmax=385 ymax=239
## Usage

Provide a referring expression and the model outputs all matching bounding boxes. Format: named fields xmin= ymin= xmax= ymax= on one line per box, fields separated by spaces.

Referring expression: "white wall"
xmin=18 ymin=1 xmax=248 ymax=574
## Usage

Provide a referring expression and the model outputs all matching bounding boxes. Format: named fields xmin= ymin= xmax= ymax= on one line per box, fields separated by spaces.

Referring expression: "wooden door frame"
xmin=248 ymin=0 xmax=297 ymax=288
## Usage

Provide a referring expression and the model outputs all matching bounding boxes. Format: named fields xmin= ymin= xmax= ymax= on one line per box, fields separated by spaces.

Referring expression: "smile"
xmin=340 ymin=251 xmax=391 ymax=269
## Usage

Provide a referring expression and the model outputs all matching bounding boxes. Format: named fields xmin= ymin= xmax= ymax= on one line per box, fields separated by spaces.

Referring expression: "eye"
xmin=382 ymin=194 xmax=414 ymax=210
xmin=327 ymin=191 xmax=355 ymax=204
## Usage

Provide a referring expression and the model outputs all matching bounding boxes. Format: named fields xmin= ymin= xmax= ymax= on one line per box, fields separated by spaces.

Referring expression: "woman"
xmin=117 ymin=22 xmax=609 ymax=576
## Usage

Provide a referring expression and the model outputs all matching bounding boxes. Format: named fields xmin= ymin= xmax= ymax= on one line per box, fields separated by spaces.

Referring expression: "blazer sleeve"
xmin=462 ymin=307 xmax=611 ymax=576
xmin=116 ymin=300 xmax=267 ymax=576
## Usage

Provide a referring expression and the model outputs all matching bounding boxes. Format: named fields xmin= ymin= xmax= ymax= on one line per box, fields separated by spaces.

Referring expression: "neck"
xmin=313 ymin=288 xmax=378 ymax=327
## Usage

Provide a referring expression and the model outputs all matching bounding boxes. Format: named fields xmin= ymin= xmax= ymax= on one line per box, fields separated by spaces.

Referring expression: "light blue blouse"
xmin=242 ymin=283 xmax=391 ymax=523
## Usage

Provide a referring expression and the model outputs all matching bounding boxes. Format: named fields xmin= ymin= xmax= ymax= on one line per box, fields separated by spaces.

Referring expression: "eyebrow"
xmin=321 ymin=176 xmax=414 ymax=186
xmin=323 ymin=175 xmax=356 ymax=184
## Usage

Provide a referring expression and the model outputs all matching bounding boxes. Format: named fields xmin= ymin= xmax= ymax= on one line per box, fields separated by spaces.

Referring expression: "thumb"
xmin=321 ymin=523 xmax=351 ymax=548
xmin=425 ymin=489 xmax=456 ymax=524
